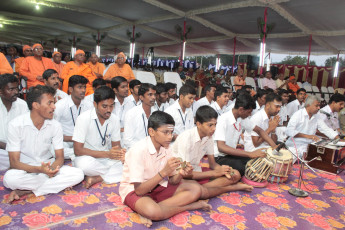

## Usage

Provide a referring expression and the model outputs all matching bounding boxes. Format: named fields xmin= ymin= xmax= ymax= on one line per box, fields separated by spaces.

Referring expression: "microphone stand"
xmin=287 ymin=148 xmax=320 ymax=197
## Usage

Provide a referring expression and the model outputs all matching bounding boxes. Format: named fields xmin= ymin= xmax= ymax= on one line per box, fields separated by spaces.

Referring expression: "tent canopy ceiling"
xmin=0 ymin=0 xmax=344 ymax=57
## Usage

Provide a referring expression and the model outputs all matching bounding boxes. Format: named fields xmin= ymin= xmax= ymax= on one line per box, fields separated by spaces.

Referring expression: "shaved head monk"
xmin=61 ymin=49 xmax=96 ymax=96
xmin=0 ymin=53 xmax=13 ymax=75
xmin=14 ymin=45 xmax=33 ymax=73
xmin=104 ymin=52 xmax=135 ymax=81
xmin=52 ymin=51 xmax=65 ymax=77
xmin=19 ymin=44 xmax=56 ymax=89
xmin=87 ymin=53 xmax=105 ymax=78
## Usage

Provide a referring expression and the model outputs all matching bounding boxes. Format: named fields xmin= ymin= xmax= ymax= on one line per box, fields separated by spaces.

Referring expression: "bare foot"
xmin=139 ymin=214 xmax=152 ymax=228
xmin=188 ymin=200 xmax=212 ymax=211
xmin=84 ymin=176 xmax=103 ymax=189
xmin=233 ymin=182 xmax=254 ymax=192
xmin=7 ymin=190 xmax=32 ymax=204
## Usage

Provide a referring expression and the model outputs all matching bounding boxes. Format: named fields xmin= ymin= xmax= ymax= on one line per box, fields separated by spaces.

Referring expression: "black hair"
xmin=129 ymin=79 xmax=141 ymax=89
xmin=179 ymin=84 xmax=196 ymax=97
xmin=138 ymin=83 xmax=156 ymax=96
xmin=329 ymin=93 xmax=345 ymax=104
xmin=110 ymin=76 xmax=127 ymax=89
xmin=195 ymin=105 xmax=218 ymax=123
xmin=0 ymin=74 xmax=19 ymax=89
xmin=165 ymin=82 xmax=177 ymax=91
xmin=255 ymin=89 xmax=268 ymax=100
xmin=265 ymin=93 xmax=282 ymax=104
xmin=265 ymin=88 xmax=274 ymax=94
xmin=92 ymin=78 xmax=107 ymax=88
xmin=234 ymin=93 xmax=256 ymax=110
xmin=214 ymin=87 xmax=228 ymax=101
xmin=26 ymin=85 xmax=56 ymax=110
xmin=42 ymin=69 xmax=58 ymax=81
xmin=148 ymin=111 xmax=175 ymax=130
xmin=297 ymin=88 xmax=307 ymax=94
xmin=155 ymin=83 xmax=168 ymax=94
xmin=94 ymin=86 xmax=115 ymax=103
xmin=203 ymin=84 xmax=216 ymax=94
xmin=277 ymin=89 xmax=289 ymax=96
xmin=68 ymin=75 xmax=88 ymax=88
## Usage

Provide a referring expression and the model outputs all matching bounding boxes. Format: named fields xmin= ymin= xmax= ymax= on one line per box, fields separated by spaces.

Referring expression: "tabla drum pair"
xmin=242 ymin=147 xmax=293 ymax=187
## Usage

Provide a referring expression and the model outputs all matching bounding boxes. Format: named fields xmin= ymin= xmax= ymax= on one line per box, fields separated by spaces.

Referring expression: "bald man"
xmin=14 ymin=45 xmax=33 ymax=73
xmin=61 ymin=50 xmax=96 ymax=96
xmin=87 ymin=53 xmax=105 ymax=78
xmin=104 ymin=52 xmax=135 ymax=81
xmin=19 ymin=44 xmax=56 ymax=89
xmin=0 ymin=53 xmax=13 ymax=75
xmin=52 ymin=52 xmax=65 ymax=77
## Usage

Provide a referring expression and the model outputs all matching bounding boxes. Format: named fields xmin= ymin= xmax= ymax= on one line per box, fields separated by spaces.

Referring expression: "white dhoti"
xmin=3 ymin=165 xmax=84 ymax=196
xmin=0 ymin=149 xmax=10 ymax=170
xmin=73 ymin=156 xmax=123 ymax=184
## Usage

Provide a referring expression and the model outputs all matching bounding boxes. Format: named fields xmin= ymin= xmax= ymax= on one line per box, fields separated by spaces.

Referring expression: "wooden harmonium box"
xmin=306 ymin=139 xmax=345 ymax=175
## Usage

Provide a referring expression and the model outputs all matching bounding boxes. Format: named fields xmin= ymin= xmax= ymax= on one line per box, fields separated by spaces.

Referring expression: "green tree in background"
xmin=278 ymin=56 xmax=316 ymax=66
xmin=324 ymin=57 xmax=345 ymax=67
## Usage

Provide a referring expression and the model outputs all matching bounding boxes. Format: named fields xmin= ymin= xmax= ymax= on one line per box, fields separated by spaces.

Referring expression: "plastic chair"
xmin=164 ymin=72 xmax=183 ymax=95
xmin=297 ymin=82 xmax=303 ymax=88
xmin=136 ymin=71 xmax=157 ymax=85
xmin=328 ymin=86 xmax=335 ymax=94
xmin=245 ymin=77 xmax=257 ymax=91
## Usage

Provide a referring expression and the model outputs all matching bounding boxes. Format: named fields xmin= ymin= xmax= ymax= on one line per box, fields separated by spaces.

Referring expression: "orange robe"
xmin=19 ymin=56 xmax=56 ymax=88
xmin=288 ymin=82 xmax=300 ymax=95
xmin=61 ymin=61 xmax=96 ymax=96
xmin=87 ymin=62 xmax=106 ymax=77
xmin=0 ymin=53 xmax=14 ymax=74
xmin=103 ymin=63 xmax=135 ymax=81
xmin=14 ymin=57 xmax=25 ymax=73
xmin=53 ymin=62 xmax=65 ymax=77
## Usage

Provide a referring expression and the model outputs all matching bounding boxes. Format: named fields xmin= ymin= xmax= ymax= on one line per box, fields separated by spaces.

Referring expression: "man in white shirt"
xmin=211 ymin=86 xmax=230 ymax=116
xmin=244 ymin=93 xmax=282 ymax=151
xmin=286 ymin=88 xmax=306 ymax=118
xmin=275 ymin=73 xmax=288 ymax=90
xmin=318 ymin=93 xmax=345 ymax=133
xmin=286 ymin=95 xmax=339 ymax=162
xmin=54 ymin=75 xmax=93 ymax=160
xmin=214 ymin=94 xmax=277 ymax=176
xmin=4 ymin=85 xmax=84 ymax=203
xmin=73 ymin=86 xmax=125 ymax=188
xmin=262 ymin=71 xmax=277 ymax=90
xmin=165 ymin=84 xmax=196 ymax=139
xmin=125 ymin=79 xmax=141 ymax=111
xmin=84 ymin=78 xmax=107 ymax=103
xmin=43 ymin=69 xmax=67 ymax=102
xmin=153 ymin=83 xmax=169 ymax=112
xmin=173 ymin=106 xmax=253 ymax=199
xmin=252 ymin=89 xmax=268 ymax=115
xmin=193 ymin=84 xmax=216 ymax=116
xmin=0 ymin=74 xmax=29 ymax=170
xmin=123 ymin=83 xmax=156 ymax=149
xmin=275 ymin=89 xmax=290 ymax=142
xmin=166 ymin=82 xmax=177 ymax=105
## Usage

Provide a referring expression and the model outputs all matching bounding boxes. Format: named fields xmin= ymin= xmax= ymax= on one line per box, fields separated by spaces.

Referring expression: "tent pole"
xmin=306 ymin=34 xmax=312 ymax=80
xmin=180 ymin=20 xmax=186 ymax=66
xmin=260 ymin=8 xmax=268 ymax=74
xmin=232 ymin=37 xmax=236 ymax=74
xmin=333 ymin=53 xmax=339 ymax=88
xmin=131 ymin=25 xmax=135 ymax=66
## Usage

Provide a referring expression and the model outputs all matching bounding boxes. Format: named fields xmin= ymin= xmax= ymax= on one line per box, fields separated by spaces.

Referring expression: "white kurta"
xmin=318 ymin=105 xmax=340 ymax=131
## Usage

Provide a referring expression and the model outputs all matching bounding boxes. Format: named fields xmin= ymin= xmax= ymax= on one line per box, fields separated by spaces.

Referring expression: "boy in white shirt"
xmin=4 ymin=85 xmax=84 ymax=203
xmin=43 ymin=69 xmax=67 ymax=102
xmin=286 ymin=88 xmax=306 ymax=118
xmin=73 ymin=86 xmax=125 ymax=188
xmin=318 ymin=93 xmax=345 ymax=132
xmin=153 ymin=83 xmax=169 ymax=112
xmin=126 ymin=79 xmax=141 ymax=110
xmin=123 ymin=83 xmax=156 ymax=149
xmin=173 ymin=106 xmax=253 ymax=200
xmin=193 ymin=84 xmax=216 ymax=116
xmin=214 ymin=94 xmax=277 ymax=176
xmin=211 ymin=86 xmax=230 ymax=116
xmin=54 ymin=75 xmax=94 ymax=160
xmin=120 ymin=111 xmax=210 ymax=227
xmin=0 ymin=74 xmax=29 ymax=170
xmin=166 ymin=82 xmax=177 ymax=105
xmin=165 ymin=84 xmax=196 ymax=139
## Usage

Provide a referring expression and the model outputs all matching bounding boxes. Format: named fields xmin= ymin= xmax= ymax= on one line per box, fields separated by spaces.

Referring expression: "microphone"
xmin=272 ymin=136 xmax=290 ymax=156
xmin=319 ymin=110 xmax=331 ymax=119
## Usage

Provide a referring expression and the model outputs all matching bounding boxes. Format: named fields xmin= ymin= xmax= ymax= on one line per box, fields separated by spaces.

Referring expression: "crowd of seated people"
xmin=1 ymin=44 xmax=345 ymax=227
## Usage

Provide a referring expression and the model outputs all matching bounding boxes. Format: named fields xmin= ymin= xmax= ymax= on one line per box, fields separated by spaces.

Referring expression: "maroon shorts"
xmin=197 ymin=167 xmax=211 ymax=185
xmin=124 ymin=183 xmax=180 ymax=212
